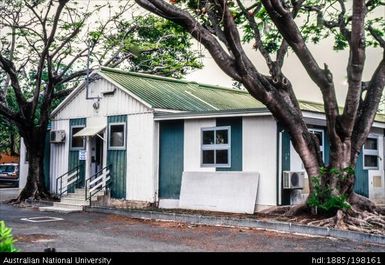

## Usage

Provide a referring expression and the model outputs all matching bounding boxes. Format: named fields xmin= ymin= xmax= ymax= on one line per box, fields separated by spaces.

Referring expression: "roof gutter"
xmin=154 ymin=108 xmax=271 ymax=121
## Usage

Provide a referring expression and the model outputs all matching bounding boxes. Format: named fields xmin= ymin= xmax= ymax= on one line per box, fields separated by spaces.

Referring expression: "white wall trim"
xmin=155 ymin=111 xmax=271 ymax=121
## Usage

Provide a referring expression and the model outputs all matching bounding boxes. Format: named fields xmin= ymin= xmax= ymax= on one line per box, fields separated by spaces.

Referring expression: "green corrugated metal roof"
xmin=299 ymin=100 xmax=385 ymax=123
xmin=100 ymin=67 xmax=385 ymax=123
xmin=100 ymin=67 xmax=264 ymax=111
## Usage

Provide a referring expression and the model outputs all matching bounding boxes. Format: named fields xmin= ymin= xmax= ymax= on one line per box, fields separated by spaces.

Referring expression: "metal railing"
xmin=55 ymin=166 xmax=81 ymax=198
xmin=85 ymin=164 xmax=112 ymax=205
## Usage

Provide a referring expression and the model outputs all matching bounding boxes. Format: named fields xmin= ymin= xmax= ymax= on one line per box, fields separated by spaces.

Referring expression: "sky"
xmin=186 ymin=40 xmax=384 ymax=105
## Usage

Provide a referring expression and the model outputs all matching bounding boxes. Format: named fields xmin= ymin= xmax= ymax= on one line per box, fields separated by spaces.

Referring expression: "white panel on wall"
xmin=179 ymin=171 xmax=259 ymax=214
xmin=126 ymin=113 xmax=156 ymax=202
xmin=290 ymin=143 xmax=304 ymax=173
xmin=153 ymin=122 xmax=160 ymax=201
xmin=49 ymin=120 xmax=69 ymax=193
xmin=183 ymin=119 xmax=216 ymax=172
xmin=242 ymin=116 xmax=277 ymax=208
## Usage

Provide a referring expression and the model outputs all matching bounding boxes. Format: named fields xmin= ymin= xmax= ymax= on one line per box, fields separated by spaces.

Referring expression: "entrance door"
xmin=368 ymin=170 xmax=385 ymax=204
xmin=90 ymin=134 xmax=104 ymax=177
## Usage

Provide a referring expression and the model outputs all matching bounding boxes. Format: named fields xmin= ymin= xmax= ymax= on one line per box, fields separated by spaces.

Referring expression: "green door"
xmin=159 ymin=120 xmax=184 ymax=199
xmin=68 ymin=118 xmax=86 ymax=190
xmin=107 ymin=115 xmax=127 ymax=199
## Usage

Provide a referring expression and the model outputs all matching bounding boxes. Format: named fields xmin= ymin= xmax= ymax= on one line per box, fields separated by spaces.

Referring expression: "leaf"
xmin=0 ymin=221 xmax=19 ymax=252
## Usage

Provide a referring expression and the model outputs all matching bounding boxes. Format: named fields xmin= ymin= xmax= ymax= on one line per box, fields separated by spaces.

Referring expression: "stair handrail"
xmin=55 ymin=165 xmax=81 ymax=198
xmin=85 ymin=164 xmax=112 ymax=204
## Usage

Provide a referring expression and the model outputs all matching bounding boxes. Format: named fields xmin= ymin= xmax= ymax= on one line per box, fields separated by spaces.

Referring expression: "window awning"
xmin=73 ymin=124 xmax=106 ymax=137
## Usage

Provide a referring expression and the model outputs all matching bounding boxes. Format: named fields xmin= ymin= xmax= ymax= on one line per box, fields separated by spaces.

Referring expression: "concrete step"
xmin=66 ymin=189 xmax=104 ymax=197
xmin=65 ymin=194 xmax=86 ymax=200
xmin=53 ymin=202 xmax=86 ymax=209
xmin=65 ymin=193 xmax=103 ymax=201
xmin=39 ymin=206 xmax=82 ymax=213
xmin=60 ymin=198 xmax=89 ymax=205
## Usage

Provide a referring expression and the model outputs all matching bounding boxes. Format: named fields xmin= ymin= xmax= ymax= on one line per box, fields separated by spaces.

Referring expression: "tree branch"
xmin=53 ymin=87 xmax=75 ymax=99
xmin=0 ymin=54 xmax=27 ymax=108
xmin=368 ymin=25 xmax=385 ymax=48
xmin=55 ymin=69 xmax=88 ymax=87
xmin=341 ymin=0 xmax=367 ymax=138
xmin=0 ymin=25 xmax=16 ymax=102
xmin=0 ymin=103 xmax=23 ymax=125
xmin=352 ymin=52 xmax=385 ymax=161
xmin=261 ymin=0 xmax=340 ymax=146
xmin=57 ymin=47 xmax=88 ymax=79
xmin=135 ymin=0 xmax=241 ymax=81
xmin=31 ymin=0 xmax=70 ymax=118
xmin=236 ymin=0 xmax=273 ymax=70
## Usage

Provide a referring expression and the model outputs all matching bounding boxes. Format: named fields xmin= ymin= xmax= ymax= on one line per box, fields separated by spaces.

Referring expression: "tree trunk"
xmin=304 ymin=138 xmax=376 ymax=213
xmin=12 ymin=128 xmax=50 ymax=202
xmin=9 ymin=132 xmax=18 ymax=156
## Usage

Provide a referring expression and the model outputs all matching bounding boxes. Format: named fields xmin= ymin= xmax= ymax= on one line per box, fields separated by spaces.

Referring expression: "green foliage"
xmin=0 ymin=221 xmax=18 ymax=252
xmin=0 ymin=90 xmax=19 ymax=155
xmin=104 ymin=16 xmax=203 ymax=78
xmin=333 ymin=33 xmax=349 ymax=51
xmin=307 ymin=167 xmax=352 ymax=215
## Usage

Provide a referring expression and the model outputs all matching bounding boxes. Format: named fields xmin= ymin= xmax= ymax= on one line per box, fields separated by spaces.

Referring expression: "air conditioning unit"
xmin=50 ymin=130 xmax=66 ymax=143
xmin=283 ymin=171 xmax=305 ymax=189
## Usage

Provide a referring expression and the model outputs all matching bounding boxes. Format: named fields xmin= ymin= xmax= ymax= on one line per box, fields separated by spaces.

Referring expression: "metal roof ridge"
xmin=100 ymin=66 xmax=250 ymax=94
xmin=100 ymin=66 xmax=189 ymax=84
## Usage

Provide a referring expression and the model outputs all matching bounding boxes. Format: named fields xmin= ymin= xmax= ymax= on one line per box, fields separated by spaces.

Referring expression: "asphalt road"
xmin=0 ymin=181 xmax=18 ymax=188
xmin=1 ymin=203 xmax=385 ymax=252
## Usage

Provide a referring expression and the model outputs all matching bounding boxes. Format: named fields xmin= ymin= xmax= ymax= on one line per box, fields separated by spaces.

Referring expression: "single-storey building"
xmin=19 ymin=67 xmax=385 ymax=213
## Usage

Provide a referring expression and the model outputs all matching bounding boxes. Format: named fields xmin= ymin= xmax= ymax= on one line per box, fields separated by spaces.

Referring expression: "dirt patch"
xmin=97 ymin=206 xmax=385 ymax=235
xmin=15 ymin=234 xmax=56 ymax=243
xmin=102 ymin=214 xmax=144 ymax=224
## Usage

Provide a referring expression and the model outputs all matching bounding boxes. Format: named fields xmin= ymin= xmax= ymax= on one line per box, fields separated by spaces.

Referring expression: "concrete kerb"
xmin=84 ymin=206 xmax=385 ymax=245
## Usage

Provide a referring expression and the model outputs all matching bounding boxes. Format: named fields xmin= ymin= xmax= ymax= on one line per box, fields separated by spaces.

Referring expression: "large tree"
xmin=0 ymin=0 xmax=202 ymax=202
xmin=136 ymin=0 xmax=385 ymax=228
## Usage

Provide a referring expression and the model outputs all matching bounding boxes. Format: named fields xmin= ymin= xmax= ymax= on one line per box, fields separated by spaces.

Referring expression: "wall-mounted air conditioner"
xmin=283 ymin=171 xmax=305 ymax=189
xmin=50 ymin=130 xmax=66 ymax=143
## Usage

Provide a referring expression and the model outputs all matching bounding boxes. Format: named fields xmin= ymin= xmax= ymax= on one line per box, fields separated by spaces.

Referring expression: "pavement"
xmin=1 ymin=203 xmax=385 ymax=252
xmin=0 ymin=187 xmax=20 ymax=201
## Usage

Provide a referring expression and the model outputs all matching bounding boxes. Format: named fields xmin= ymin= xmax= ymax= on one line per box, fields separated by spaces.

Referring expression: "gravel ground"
xmin=1 ymin=203 xmax=385 ymax=252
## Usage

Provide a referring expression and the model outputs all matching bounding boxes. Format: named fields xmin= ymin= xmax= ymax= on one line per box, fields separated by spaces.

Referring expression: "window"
xmin=108 ymin=123 xmax=126 ymax=149
xmin=70 ymin=126 xmax=85 ymax=150
xmin=363 ymin=137 xmax=379 ymax=169
xmin=201 ymin=126 xmax=231 ymax=167
xmin=309 ymin=129 xmax=324 ymax=161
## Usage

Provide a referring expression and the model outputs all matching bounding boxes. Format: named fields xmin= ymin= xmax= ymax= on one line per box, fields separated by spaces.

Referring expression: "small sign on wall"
xmin=79 ymin=150 xmax=87 ymax=160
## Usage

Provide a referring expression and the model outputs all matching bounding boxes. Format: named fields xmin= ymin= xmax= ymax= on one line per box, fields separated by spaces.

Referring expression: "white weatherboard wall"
xmin=242 ymin=116 xmax=277 ymax=210
xmin=184 ymin=119 xmax=216 ymax=172
xmin=54 ymin=78 xmax=150 ymax=121
xmin=179 ymin=171 xmax=259 ymax=214
xmin=126 ymin=113 xmax=156 ymax=202
xmin=49 ymin=119 xmax=70 ymax=193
